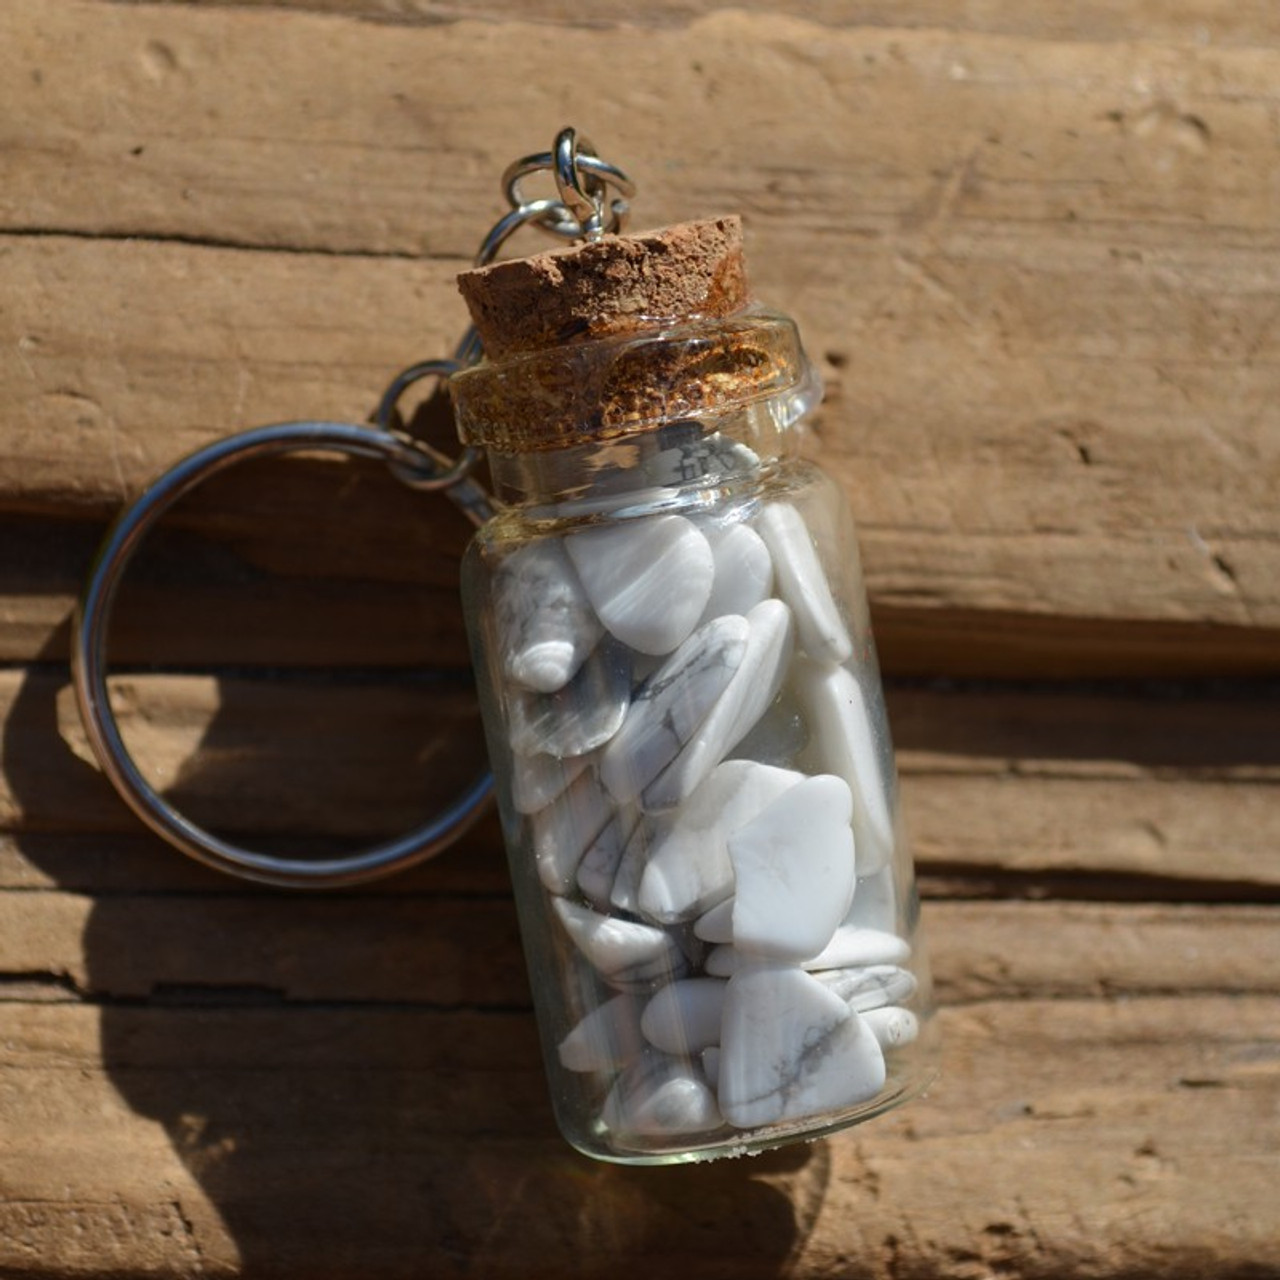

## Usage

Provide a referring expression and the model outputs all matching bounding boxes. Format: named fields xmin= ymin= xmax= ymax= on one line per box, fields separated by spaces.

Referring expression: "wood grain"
xmin=4 ymin=2 xmax=1280 ymax=673
xmin=4 ymin=2 xmax=1279 ymax=1277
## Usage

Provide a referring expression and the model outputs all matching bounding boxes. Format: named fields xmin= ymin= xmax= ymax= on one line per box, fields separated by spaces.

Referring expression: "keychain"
xmin=73 ymin=129 xmax=935 ymax=1164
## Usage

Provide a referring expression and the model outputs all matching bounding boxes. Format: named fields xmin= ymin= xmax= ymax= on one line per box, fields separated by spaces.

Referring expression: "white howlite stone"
xmin=608 ymin=818 xmax=649 ymax=915
xmin=755 ymin=503 xmax=853 ymax=664
xmin=495 ymin=539 xmax=603 ymax=693
xmin=728 ymin=774 xmax=856 ymax=962
xmin=552 ymin=897 xmax=687 ymax=986
xmin=698 ymin=522 xmax=774 ymax=624
xmin=637 ymin=761 xmax=805 ymax=924
xmin=862 ymin=1006 xmax=920 ymax=1049
xmin=705 ymin=926 xmax=910 ymax=977
xmin=719 ymin=964 xmax=887 ymax=1129
xmin=813 ymin=965 xmax=918 ymax=1013
xmin=511 ymin=750 xmax=592 ymax=815
xmin=599 ymin=615 xmax=749 ymax=804
xmin=602 ymin=1052 xmax=724 ymax=1138
xmin=558 ymin=994 xmax=646 ymax=1073
xmin=792 ymin=658 xmax=895 ymax=875
xmin=640 ymin=978 xmax=728 ymax=1055
xmin=643 ymin=599 xmax=795 ymax=811
xmin=566 ymin=514 xmax=715 ymax=656
xmin=804 ymin=925 xmax=912 ymax=971
xmin=693 ymin=898 xmax=735 ymax=944
xmin=575 ymin=807 xmax=642 ymax=912
xmin=843 ymin=866 xmax=899 ymax=935
xmin=531 ymin=770 xmax=615 ymax=895
xmin=507 ymin=640 xmax=631 ymax=759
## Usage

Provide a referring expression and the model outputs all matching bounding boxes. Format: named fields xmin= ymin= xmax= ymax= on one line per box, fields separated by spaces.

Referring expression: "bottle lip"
xmin=450 ymin=305 xmax=821 ymax=454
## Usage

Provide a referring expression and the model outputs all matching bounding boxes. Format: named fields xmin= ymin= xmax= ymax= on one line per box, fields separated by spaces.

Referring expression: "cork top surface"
xmin=456 ymin=216 xmax=749 ymax=360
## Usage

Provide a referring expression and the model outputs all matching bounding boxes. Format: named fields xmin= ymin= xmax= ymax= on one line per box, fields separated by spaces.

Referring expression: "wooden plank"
xmin=141 ymin=0 xmax=1280 ymax=48
xmin=4 ymin=889 xmax=1278 ymax=1006
xmin=4 ymin=668 xmax=1277 ymax=888
xmin=1 ymin=994 xmax=1275 ymax=1277
xmin=2 ymin=5 xmax=1279 ymax=672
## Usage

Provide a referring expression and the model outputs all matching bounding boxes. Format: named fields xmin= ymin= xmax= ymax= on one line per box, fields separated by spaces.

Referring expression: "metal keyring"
xmin=71 ymin=419 xmax=495 ymax=889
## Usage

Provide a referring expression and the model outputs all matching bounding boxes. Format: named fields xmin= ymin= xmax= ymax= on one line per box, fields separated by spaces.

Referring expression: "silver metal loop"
xmin=502 ymin=130 xmax=634 ymax=242
xmin=71 ymin=420 xmax=495 ymax=889
xmin=373 ymin=357 xmax=486 ymax=501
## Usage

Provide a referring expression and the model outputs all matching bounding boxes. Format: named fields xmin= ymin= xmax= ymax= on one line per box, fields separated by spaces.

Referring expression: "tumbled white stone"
xmin=813 ymin=965 xmax=918 ymax=1012
xmin=558 ymin=994 xmax=646 ymax=1073
xmin=698 ymin=522 xmax=774 ymax=624
xmin=728 ymin=774 xmax=856 ymax=962
xmin=719 ymin=964 xmax=886 ymax=1129
xmin=552 ymin=897 xmax=686 ymax=985
xmin=643 ymin=599 xmax=795 ymax=811
xmin=640 ymin=978 xmax=728 ymax=1055
xmin=862 ymin=1006 xmax=920 ymax=1049
xmin=693 ymin=898 xmax=735 ymax=944
xmin=496 ymin=539 xmax=603 ymax=693
xmin=636 ymin=761 xmax=805 ymax=924
xmin=531 ymin=770 xmax=615 ymax=895
xmin=804 ymin=925 xmax=911 ymax=971
xmin=792 ymin=658 xmax=895 ymax=875
xmin=566 ymin=514 xmax=715 ymax=656
xmin=575 ymin=806 xmax=642 ymax=912
xmin=602 ymin=1051 xmax=724 ymax=1137
xmin=507 ymin=640 xmax=631 ymax=759
xmin=599 ymin=615 xmax=749 ymax=804
xmin=755 ymin=503 xmax=852 ymax=664
xmin=511 ymin=750 xmax=592 ymax=815
xmin=705 ymin=925 xmax=910 ymax=977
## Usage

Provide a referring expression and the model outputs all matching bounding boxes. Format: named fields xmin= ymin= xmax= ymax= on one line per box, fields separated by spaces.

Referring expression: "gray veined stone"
xmin=599 ymin=614 xmax=749 ymax=805
xmin=719 ymin=963 xmax=886 ymax=1129
xmin=565 ymin=514 xmax=715 ymax=656
xmin=530 ymin=770 xmax=616 ymax=896
xmin=635 ymin=760 xmax=804 ymax=924
xmin=812 ymin=965 xmax=918 ymax=1013
xmin=601 ymin=1051 xmax=724 ymax=1138
xmin=575 ymin=806 xmax=642 ymax=912
xmin=552 ymin=897 xmax=687 ymax=986
xmin=727 ymin=773 xmax=856 ymax=962
xmin=495 ymin=538 xmax=603 ymax=693
xmin=642 ymin=598 xmax=795 ymax=811
xmin=755 ymin=503 xmax=853 ymax=664
xmin=507 ymin=639 xmax=631 ymax=759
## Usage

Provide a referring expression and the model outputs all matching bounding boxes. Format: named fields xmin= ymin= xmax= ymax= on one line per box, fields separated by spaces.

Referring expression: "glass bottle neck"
xmin=483 ymin=399 xmax=803 ymax=515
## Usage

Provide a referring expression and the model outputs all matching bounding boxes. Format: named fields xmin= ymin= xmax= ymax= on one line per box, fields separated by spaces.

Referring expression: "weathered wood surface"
xmin=2 ymin=1 xmax=1278 ymax=1277
xmin=5 ymin=3 xmax=1280 ymax=675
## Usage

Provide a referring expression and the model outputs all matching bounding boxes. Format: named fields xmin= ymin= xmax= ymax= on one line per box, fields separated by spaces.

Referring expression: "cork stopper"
xmin=457 ymin=216 xmax=749 ymax=359
xmin=450 ymin=216 xmax=811 ymax=454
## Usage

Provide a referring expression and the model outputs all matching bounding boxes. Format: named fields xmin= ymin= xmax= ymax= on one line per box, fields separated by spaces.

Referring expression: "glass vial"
xmin=449 ymin=217 xmax=936 ymax=1164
